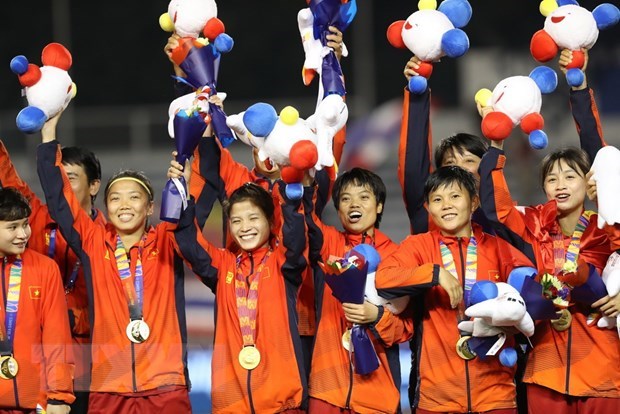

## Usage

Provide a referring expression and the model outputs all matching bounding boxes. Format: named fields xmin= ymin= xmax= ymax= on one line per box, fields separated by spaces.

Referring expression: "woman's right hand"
xmin=404 ymin=56 xmax=422 ymax=81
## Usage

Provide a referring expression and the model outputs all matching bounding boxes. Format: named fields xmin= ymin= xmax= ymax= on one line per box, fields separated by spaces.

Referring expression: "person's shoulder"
xmin=21 ymin=248 xmax=59 ymax=273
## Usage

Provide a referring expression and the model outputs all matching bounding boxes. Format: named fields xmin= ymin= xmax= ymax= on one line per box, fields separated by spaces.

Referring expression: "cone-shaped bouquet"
xmin=160 ymin=108 xmax=208 ymax=223
xmin=319 ymin=250 xmax=380 ymax=375
xmin=171 ymin=39 xmax=234 ymax=147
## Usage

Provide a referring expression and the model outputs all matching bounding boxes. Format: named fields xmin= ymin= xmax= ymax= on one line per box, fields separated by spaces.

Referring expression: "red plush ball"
xmin=386 ymin=21 xmax=407 ymax=49
xmin=280 ymin=166 xmax=304 ymax=184
xmin=203 ymin=18 xmax=225 ymax=41
xmin=19 ymin=64 xmax=42 ymax=87
xmin=566 ymin=50 xmax=585 ymax=69
xmin=481 ymin=112 xmax=513 ymax=140
xmin=530 ymin=30 xmax=558 ymax=62
xmin=520 ymin=113 xmax=544 ymax=134
xmin=417 ymin=62 xmax=433 ymax=78
xmin=41 ymin=43 xmax=72 ymax=71
xmin=289 ymin=140 xmax=318 ymax=170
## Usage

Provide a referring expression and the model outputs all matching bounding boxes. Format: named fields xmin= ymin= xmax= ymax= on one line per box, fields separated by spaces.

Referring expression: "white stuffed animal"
xmin=475 ymin=66 xmax=558 ymax=150
xmin=160 ymin=0 xmax=219 ymax=39
xmin=237 ymin=103 xmax=319 ymax=200
xmin=10 ymin=43 xmax=76 ymax=134
xmin=306 ymin=94 xmax=348 ymax=170
xmin=590 ymin=146 xmax=620 ymax=229
xmin=464 ymin=282 xmax=535 ymax=337
xmin=531 ymin=0 xmax=620 ymax=87
xmin=597 ymin=251 xmax=620 ymax=337
xmin=386 ymin=0 xmax=472 ymax=94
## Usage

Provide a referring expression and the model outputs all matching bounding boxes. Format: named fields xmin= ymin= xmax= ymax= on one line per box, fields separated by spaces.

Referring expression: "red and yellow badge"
xmin=29 ymin=286 xmax=42 ymax=299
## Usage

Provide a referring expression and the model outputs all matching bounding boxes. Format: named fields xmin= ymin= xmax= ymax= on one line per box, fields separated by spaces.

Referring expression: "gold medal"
xmin=342 ymin=328 xmax=352 ymax=351
xmin=456 ymin=336 xmax=477 ymax=360
xmin=551 ymin=309 xmax=572 ymax=332
xmin=238 ymin=346 xmax=261 ymax=370
xmin=126 ymin=319 xmax=150 ymax=343
xmin=0 ymin=356 xmax=19 ymax=380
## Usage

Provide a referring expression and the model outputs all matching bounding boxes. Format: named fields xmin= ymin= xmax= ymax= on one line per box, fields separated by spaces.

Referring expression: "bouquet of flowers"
xmin=540 ymin=272 xmax=571 ymax=308
xmin=319 ymin=249 xmax=380 ymax=375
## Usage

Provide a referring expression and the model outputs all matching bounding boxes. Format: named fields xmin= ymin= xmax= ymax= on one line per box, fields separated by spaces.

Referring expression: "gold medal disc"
xmin=0 ymin=356 xmax=19 ymax=380
xmin=456 ymin=336 xmax=477 ymax=360
xmin=126 ymin=319 xmax=150 ymax=343
xmin=238 ymin=346 xmax=261 ymax=370
xmin=342 ymin=329 xmax=352 ymax=351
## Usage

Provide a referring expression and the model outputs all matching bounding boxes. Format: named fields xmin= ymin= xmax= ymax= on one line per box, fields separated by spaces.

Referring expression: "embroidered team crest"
xmin=148 ymin=249 xmax=159 ymax=259
xmin=226 ymin=271 xmax=234 ymax=284
xmin=104 ymin=250 xmax=110 ymax=260
xmin=262 ymin=267 xmax=271 ymax=280
xmin=489 ymin=270 xmax=500 ymax=281
xmin=29 ymin=286 xmax=42 ymax=299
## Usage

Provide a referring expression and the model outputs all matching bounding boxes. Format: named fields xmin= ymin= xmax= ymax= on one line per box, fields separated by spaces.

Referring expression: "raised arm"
xmin=398 ymin=58 xmax=433 ymax=234
xmin=560 ymin=49 xmax=606 ymax=161
xmin=0 ymin=140 xmax=42 ymax=211
xmin=277 ymin=180 xmax=308 ymax=288
xmin=478 ymin=144 xmax=537 ymax=265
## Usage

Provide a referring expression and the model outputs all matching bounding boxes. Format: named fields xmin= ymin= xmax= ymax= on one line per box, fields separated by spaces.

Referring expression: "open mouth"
xmin=441 ymin=213 xmax=457 ymax=221
xmin=348 ymin=211 xmax=362 ymax=223
xmin=556 ymin=194 xmax=569 ymax=202
xmin=404 ymin=21 xmax=412 ymax=30
xmin=239 ymin=233 xmax=258 ymax=241
xmin=118 ymin=213 xmax=134 ymax=223
xmin=551 ymin=16 xmax=565 ymax=23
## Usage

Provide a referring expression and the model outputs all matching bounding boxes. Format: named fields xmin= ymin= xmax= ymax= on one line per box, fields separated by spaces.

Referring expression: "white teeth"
xmin=240 ymin=234 xmax=256 ymax=240
xmin=442 ymin=213 xmax=457 ymax=220
xmin=349 ymin=212 xmax=362 ymax=219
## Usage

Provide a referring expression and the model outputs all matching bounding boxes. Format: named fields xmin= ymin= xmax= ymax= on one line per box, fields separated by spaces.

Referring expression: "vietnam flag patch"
xmin=29 ymin=286 xmax=42 ymax=299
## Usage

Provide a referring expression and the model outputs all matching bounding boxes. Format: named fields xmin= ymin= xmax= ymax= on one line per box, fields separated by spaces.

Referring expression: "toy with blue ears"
xmin=474 ymin=66 xmax=558 ymax=150
xmin=161 ymin=0 xmax=235 ymax=148
xmin=230 ymin=103 xmax=319 ymax=200
xmin=298 ymin=0 xmax=356 ymax=170
xmin=10 ymin=43 xmax=76 ymax=134
xmin=530 ymin=0 xmax=620 ymax=87
xmin=386 ymin=0 xmax=472 ymax=94
xmin=458 ymin=267 xmax=559 ymax=367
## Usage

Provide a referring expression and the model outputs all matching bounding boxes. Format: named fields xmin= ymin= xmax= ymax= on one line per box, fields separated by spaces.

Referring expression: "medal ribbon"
xmin=47 ymin=227 xmax=81 ymax=294
xmin=440 ymin=236 xmax=478 ymax=308
xmin=0 ymin=256 xmax=22 ymax=355
xmin=235 ymin=251 xmax=271 ymax=347
xmin=114 ymin=235 xmax=144 ymax=321
xmin=552 ymin=211 xmax=594 ymax=275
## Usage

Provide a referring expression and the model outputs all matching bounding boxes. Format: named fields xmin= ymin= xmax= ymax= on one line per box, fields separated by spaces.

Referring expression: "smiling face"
xmin=0 ymin=218 xmax=31 ymax=258
xmin=106 ymin=180 xmax=153 ymax=238
xmin=440 ymin=148 xmax=481 ymax=180
xmin=63 ymin=163 xmax=100 ymax=214
xmin=543 ymin=159 xmax=587 ymax=218
xmin=427 ymin=182 xmax=477 ymax=238
xmin=229 ymin=200 xmax=271 ymax=252
xmin=336 ymin=183 xmax=383 ymax=236
xmin=545 ymin=4 xmax=598 ymax=49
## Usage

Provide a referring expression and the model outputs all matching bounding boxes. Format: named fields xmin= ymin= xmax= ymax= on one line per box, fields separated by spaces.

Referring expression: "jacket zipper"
xmin=565 ymin=325 xmax=572 ymax=394
xmin=245 ymin=253 xmax=256 ymax=414
xmin=2 ymin=258 xmax=20 ymax=407
xmin=457 ymin=239 xmax=472 ymax=413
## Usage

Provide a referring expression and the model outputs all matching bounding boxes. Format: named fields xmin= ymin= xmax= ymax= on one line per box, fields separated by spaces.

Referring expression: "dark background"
xmin=2 ymin=1 xmax=618 ymax=112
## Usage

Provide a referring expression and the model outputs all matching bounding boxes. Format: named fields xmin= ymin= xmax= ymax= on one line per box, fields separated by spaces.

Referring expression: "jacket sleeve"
xmin=301 ymin=180 xmax=342 ymax=262
xmin=569 ymin=87 xmax=606 ymax=162
xmin=174 ymin=199 xmax=222 ymax=292
xmin=36 ymin=141 xmax=96 ymax=253
xmin=189 ymin=136 xmax=228 ymax=229
xmin=368 ymin=306 xmax=414 ymax=347
xmin=278 ymin=181 xmax=308 ymax=288
xmin=0 ymin=140 xmax=43 ymax=212
xmin=398 ymin=88 xmax=433 ymax=234
xmin=42 ymin=259 xmax=75 ymax=405
xmin=375 ymin=235 xmax=439 ymax=299
xmin=478 ymin=146 xmax=538 ymax=265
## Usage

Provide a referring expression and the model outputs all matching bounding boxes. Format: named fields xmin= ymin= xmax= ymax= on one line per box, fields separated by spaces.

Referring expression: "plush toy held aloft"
xmin=298 ymin=0 xmax=355 ymax=170
xmin=231 ymin=103 xmax=319 ymax=200
xmin=597 ymin=251 xmax=620 ymax=337
xmin=160 ymin=0 xmax=227 ymax=42
xmin=386 ymin=0 xmax=472 ymax=94
xmin=10 ymin=43 xmax=76 ymax=134
xmin=530 ymin=0 xmax=620 ymax=87
xmin=474 ymin=66 xmax=558 ymax=150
